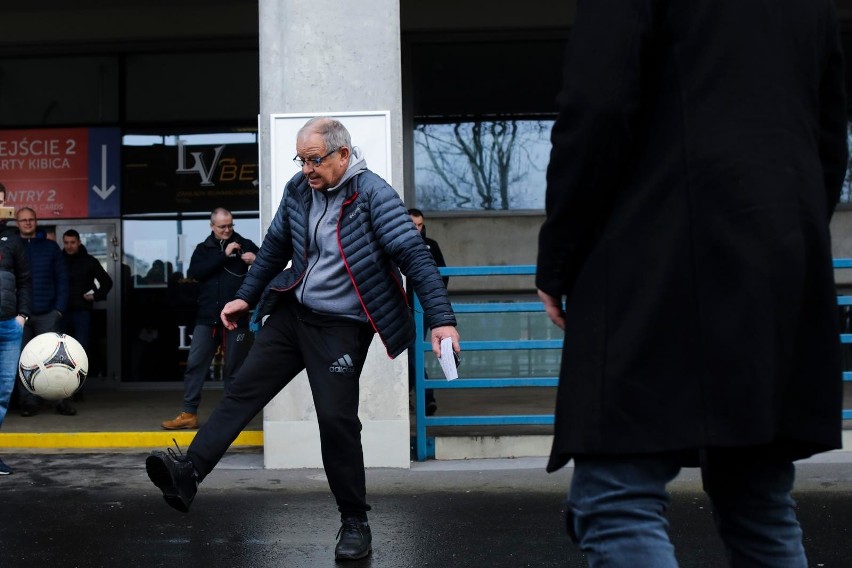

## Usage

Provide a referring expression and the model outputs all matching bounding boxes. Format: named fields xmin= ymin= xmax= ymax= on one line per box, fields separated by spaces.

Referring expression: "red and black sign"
xmin=0 ymin=128 xmax=121 ymax=219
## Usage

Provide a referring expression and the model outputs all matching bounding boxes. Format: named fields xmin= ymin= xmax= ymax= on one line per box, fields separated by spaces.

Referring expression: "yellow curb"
xmin=0 ymin=430 xmax=263 ymax=449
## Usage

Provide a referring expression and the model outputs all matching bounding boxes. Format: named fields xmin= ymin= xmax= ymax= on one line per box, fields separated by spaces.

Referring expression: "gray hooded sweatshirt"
xmin=294 ymin=146 xmax=368 ymax=321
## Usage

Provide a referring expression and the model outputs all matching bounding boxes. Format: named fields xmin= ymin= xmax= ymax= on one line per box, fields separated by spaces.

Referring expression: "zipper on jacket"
xmin=300 ymin=191 xmax=329 ymax=305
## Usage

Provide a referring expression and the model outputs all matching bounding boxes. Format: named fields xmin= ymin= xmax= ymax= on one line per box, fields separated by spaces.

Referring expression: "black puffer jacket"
xmin=188 ymin=231 xmax=260 ymax=326
xmin=236 ymin=170 xmax=456 ymax=358
xmin=0 ymin=223 xmax=32 ymax=321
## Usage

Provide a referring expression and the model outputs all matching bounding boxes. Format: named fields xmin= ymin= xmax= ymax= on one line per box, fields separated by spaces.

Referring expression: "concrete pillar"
xmin=258 ymin=0 xmax=409 ymax=469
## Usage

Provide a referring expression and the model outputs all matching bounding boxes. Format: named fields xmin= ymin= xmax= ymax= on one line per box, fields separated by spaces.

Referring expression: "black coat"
xmin=64 ymin=245 xmax=113 ymax=311
xmin=0 ymin=223 xmax=31 ymax=320
xmin=536 ymin=0 xmax=847 ymax=471
xmin=188 ymin=231 xmax=259 ymax=326
xmin=421 ymin=227 xmax=448 ymax=289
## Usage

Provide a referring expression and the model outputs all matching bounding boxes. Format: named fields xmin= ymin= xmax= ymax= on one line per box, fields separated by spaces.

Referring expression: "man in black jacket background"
xmin=407 ymin=208 xmax=447 ymax=416
xmin=61 ymin=229 xmax=113 ymax=390
xmin=160 ymin=208 xmax=258 ymax=430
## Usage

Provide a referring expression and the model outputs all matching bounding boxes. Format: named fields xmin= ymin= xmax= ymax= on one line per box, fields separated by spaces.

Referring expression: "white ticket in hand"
xmin=439 ymin=337 xmax=458 ymax=381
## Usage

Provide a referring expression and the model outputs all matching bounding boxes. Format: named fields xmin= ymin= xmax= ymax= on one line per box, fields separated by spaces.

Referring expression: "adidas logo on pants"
xmin=329 ymin=354 xmax=355 ymax=373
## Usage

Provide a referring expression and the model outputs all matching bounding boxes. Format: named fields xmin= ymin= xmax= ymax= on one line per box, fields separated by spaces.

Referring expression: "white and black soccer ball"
xmin=18 ymin=332 xmax=89 ymax=400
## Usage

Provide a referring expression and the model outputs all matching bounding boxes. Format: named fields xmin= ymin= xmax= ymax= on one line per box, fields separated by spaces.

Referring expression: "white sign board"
xmin=267 ymin=111 xmax=392 ymax=223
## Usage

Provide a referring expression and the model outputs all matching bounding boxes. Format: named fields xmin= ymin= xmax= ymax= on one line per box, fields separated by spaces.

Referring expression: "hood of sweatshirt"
xmin=294 ymin=147 xmax=369 ymax=320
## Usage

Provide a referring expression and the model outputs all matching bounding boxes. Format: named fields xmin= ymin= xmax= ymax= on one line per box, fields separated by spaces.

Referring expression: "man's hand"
xmin=538 ymin=289 xmax=566 ymax=330
xmin=225 ymin=242 xmax=242 ymax=256
xmin=240 ymin=251 xmax=256 ymax=265
xmin=221 ymin=299 xmax=250 ymax=330
xmin=430 ymin=325 xmax=460 ymax=359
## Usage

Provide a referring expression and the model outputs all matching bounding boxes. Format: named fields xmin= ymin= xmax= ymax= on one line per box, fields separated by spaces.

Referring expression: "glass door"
xmin=120 ymin=216 xmax=260 ymax=382
xmin=55 ymin=220 xmax=121 ymax=383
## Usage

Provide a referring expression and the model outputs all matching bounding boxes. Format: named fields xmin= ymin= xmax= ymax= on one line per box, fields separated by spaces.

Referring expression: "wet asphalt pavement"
xmin=2 ymin=451 xmax=852 ymax=568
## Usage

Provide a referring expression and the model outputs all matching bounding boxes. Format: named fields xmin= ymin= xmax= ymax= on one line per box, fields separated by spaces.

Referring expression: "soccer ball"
xmin=18 ymin=333 xmax=89 ymax=400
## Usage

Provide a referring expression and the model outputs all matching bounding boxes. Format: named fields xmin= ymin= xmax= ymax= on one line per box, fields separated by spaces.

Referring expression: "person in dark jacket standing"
xmin=145 ymin=118 xmax=460 ymax=561
xmin=61 ymin=229 xmax=113 ymax=362
xmin=407 ymin=208 xmax=447 ymax=416
xmin=536 ymin=2 xmax=847 ymax=566
xmin=14 ymin=207 xmax=71 ymax=417
xmin=160 ymin=208 xmax=258 ymax=430
xmin=0 ymin=183 xmax=32 ymax=475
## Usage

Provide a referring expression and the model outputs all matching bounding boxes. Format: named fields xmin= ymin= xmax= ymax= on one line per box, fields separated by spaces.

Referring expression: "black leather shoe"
xmin=145 ymin=442 xmax=199 ymax=513
xmin=334 ymin=519 xmax=372 ymax=560
xmin=55 ymin=401 xmax=77 ymax=416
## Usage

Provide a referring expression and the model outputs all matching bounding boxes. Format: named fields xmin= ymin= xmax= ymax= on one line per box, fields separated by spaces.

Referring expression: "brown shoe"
xmin=161 ymin=412 xmax=199 ymax=430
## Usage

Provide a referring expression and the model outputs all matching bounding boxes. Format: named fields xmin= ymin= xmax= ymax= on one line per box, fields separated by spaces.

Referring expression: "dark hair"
xmin=408 ymin=208 xmax=424 ymax=217
xmin=0 ymin=182 xmax=5 ymax=196
xmin=63 ymin=229 xmax=81 ymax=240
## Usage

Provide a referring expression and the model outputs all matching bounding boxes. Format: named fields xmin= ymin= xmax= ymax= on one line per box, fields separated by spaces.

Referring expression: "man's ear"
xmin=338 ymin=146 xmax=351 ymax=160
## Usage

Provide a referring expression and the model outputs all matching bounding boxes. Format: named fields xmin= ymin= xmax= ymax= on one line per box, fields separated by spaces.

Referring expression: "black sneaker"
xmin=0 ymin=456 xmax=12 ymax=475
xmin=145 ymin=441 xmax=199 ymax=513
xmin=20 ymin=405 xmax=38 ymax=417
xmin=334 ymin=518 xmax=372 ymax=560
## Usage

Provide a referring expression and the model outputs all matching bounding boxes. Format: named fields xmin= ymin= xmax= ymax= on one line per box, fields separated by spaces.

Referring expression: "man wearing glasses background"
xmin=160 ymin=207 xmax=258 ymax=430
xmin=145 ymin=117 xmax=460 ymax=561
xmin=13 ymin=207 xmax=71 ymax=417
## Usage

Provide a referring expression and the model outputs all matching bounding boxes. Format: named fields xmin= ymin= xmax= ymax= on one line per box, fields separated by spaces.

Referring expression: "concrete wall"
xmin=258 ymin=0 xmax=409 ymax=469
xmin=831 ymin=209 xmax=852 ymax=287
xmin=422 ymin=215 xmax=543 ymax=292
xmin=426 ymin=210 xmax=852 ymax=293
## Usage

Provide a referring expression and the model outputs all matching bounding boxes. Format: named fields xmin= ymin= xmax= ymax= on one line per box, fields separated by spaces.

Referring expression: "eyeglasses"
xmin=293 ymin=149 xmax=338 ymax=169
xmin=214 ymin=223 xmax=234 ymax=230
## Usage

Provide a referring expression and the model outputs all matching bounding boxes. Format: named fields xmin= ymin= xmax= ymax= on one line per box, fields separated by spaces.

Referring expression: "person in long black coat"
xmin=535 ymin=1 xmax=848 ymax=565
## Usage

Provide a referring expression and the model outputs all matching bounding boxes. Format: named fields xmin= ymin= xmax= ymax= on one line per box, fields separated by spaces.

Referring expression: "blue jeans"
xmin=0 ymin=318 xmax=24 ymax=428
xmin=567 ymin=450 xmax=807 ymax=567
xmin=62 ymin=310 xmax=92 ymax=352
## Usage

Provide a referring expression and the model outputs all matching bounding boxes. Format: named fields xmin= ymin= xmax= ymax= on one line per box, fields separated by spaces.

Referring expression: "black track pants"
xmin=188 ymin=298 xmax=375 ymax=517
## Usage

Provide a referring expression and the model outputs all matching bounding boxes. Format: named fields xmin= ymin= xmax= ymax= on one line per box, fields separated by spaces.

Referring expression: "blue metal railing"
xmin=835 ymin=259 xmax=852 ymax=421
xmin=412 ymin=265 xmax=558 ymax=461
xmin=412 ymin=262 xmax=852 ymax=461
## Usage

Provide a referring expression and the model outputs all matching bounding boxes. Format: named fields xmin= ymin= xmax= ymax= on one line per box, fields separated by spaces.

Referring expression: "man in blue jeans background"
xmin=0 ymin=183 xmax=32 ymax=475
xmin=536 ymin=1 xmax=847 ymax=566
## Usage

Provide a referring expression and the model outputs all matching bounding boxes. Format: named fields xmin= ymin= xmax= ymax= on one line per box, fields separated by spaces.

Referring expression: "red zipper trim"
xmin=336 ymin=192 xmax=396 ymax=358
